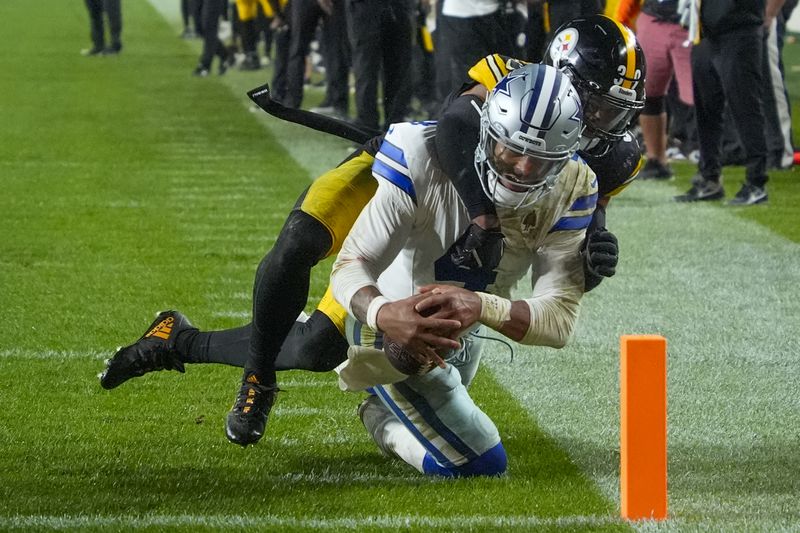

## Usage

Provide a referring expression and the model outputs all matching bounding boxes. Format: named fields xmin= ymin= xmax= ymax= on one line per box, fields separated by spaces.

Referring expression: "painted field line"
xmin=259 ymin=471 xmax=421 ymax=484
xmin=0 ymin=513 xmax=621 ymax=530
xmin=0 ymin=349 xmax=107 ymax=360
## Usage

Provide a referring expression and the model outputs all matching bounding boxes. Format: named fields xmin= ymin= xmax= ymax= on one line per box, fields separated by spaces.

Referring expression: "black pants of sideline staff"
xmin=84 ymin=0 xmax=122 ymax=52
xmin=347 ymin=0 xmax=413 ymax=131
xmin=691 ymin=27 xmax=768 ymax=187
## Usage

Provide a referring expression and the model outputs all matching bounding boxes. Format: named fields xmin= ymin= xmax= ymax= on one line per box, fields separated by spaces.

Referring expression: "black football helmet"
xmin=544 ymin=15 xmax=646 ymax=156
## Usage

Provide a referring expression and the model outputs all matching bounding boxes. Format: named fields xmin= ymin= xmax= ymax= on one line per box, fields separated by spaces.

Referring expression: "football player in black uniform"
xmin=100 ymin=15 xmax=645 ymax=448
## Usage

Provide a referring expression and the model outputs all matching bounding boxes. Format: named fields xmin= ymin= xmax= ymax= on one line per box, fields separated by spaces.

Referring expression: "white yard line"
xmin=0 ymin=513 xmax=622 ymax=530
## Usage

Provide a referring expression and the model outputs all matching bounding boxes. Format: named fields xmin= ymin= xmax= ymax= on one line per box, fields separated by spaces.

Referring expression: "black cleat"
xmin=193 ymin=65 xmax=210 ymax=77
xmin=727 ymin=182 xmax=768 ymax=206
xmin=103 ymin=42 xmax=122 ymax=55
xmin=239 ymin=52 xmax=261 ymax=71
xmin=674 ymin=174 xmax=725 ymax=202
xmin=638 ymin=159 xmax=674 ymax=180
xmin=81 ymin=45 xmax=105 ymax=56
xmin=225 ymin=372 xmax=278 ymax=446
xmin=99 ymin=310 xmax=193 ymax=389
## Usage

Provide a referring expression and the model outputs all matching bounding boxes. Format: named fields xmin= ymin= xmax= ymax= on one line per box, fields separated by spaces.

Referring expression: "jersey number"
xmin=433 ymin=253 xmax=497 ymax=291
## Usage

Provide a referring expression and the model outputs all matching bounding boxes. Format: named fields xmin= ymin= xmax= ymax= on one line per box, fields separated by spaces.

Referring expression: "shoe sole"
xmin=728 ymin=195 xmax=768 ymax=206
xmin=674 ymin=191 xmax=724 ymax=202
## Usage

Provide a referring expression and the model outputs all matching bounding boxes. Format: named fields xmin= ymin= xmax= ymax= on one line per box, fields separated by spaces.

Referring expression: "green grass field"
xmin=1 ymin=2 xmax=798 ymax=531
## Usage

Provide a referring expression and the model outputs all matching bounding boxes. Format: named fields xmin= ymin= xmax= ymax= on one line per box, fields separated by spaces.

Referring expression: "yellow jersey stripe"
xmin=468 ymin=54 xmax=510 ymax=90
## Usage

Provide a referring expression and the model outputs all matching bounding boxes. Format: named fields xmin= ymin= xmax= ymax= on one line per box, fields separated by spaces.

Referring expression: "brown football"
xmin=382 ymin=335 xmax=436 ymax=376
xmin=381 ymin=304 xmax=442 ymax=376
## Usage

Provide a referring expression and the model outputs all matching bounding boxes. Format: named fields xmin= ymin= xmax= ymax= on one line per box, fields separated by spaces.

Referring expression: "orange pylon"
xmin=620 ymin=335 xmax=667 ymax=520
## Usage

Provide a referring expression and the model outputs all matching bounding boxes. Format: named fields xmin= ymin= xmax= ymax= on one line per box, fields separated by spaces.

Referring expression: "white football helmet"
xmin=474 ymin=63 xmax=583 ymax=210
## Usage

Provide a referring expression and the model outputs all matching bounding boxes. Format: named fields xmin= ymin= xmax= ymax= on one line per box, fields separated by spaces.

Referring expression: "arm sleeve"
xmin=520 ymin=228 xmax=586 ymax=348
xmin=586 ymin=202 xmax=606 ymax=236
xmin=435 ymin=94 xmax=497 ymax=220
xmin=582 ymin=203 xmax=606 ymax=293
xmin=330 ymin=179 xmax=416 ymax=313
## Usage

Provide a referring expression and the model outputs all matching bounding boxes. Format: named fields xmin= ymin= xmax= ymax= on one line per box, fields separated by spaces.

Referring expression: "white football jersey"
xmin=331 ymin=122 xmax=598 ymax=346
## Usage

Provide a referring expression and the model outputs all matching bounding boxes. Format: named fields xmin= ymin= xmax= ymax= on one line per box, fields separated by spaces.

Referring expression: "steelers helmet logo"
xmin=549 ymin=28 xmax=579 ymax=64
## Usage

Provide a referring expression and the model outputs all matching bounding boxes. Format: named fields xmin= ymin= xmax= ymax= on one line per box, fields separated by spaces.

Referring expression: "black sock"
xmin=179 ymin=325 xmax=250 ymax=367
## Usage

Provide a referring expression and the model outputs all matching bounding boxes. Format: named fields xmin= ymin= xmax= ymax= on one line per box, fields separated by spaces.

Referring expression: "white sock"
xmin=382 ymin=419 xmax=427 ymax=473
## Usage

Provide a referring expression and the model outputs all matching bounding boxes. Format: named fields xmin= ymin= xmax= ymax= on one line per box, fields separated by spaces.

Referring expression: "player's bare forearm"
xmin=348 ymin=285 xmax=380 ymax=325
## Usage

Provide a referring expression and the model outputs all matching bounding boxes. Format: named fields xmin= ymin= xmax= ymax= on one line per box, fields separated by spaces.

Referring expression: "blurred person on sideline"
xmin=193 ymin=0 xmax=233 ymax=76
xmin=180 ymin=0 xmax=202 ymax=39
xmin=81 ymin=0 xmax=122 ymax=56
xmin=285 ymin=0 xmax=351 ymax=119
xmin=616 ymin=0 xmax=694 ymax=180
xmin=433 ymin=0 xmax=514 ymax=101
xmin=674 ymin=0 xmax=785 ymax=205
xmin=760 ymin=0 xmax=795 ymax=169
xmin=347 ymin=0 xmax=414 ymax=131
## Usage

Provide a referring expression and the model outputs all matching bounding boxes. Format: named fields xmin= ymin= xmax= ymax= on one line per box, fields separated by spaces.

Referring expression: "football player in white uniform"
xmin=330 ymin=63 xmax=598 ymax=477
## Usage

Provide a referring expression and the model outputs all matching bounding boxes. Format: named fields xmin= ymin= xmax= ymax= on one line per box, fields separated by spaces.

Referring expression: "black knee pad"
xmin=642 ymin=96 xmax=665 ymax=116
xmin=270 ymin=210 xmax=333 ymax=268
xmin=276 ymin=311 xmax=348 ymax=372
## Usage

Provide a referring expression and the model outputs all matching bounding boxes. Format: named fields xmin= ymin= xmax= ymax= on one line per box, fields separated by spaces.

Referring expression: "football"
xmin=382 ymin=335 xmax=436 ymax=376
xmin=382 ymin=304 xmax=443 ymax=376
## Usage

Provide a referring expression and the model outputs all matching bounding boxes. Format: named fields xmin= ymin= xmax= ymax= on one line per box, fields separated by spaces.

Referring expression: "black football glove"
xmin=450 ymin=223 xmax=505 ymax=271
xmin=583 ymin=228 xmax=618 ymax=291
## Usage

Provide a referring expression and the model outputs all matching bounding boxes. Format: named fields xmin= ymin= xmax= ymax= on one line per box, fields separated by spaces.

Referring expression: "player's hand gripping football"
xmin=415 ymin=284 xmax=483 ymax=338
xmin=375 ymin=293 xmax=462 ymax=369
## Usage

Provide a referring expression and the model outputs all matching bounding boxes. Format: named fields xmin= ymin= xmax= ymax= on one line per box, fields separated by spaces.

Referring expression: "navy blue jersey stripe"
xmin=570 ymin=192 xmax=598 ymax=212
xmin=521 ymin=67 xmax=546 ymax=134
xmin=536 ymin=69 xmax=561 ymax=140
xmin=373 ymin=386 xmax=453 ymax=466
xmin=394 ymin=380 xmax=479 ymax=461
xmin=373 ymin=159 xmax=417 ymax=204
xmin=549 ymin=214 xmax=593 ymax=233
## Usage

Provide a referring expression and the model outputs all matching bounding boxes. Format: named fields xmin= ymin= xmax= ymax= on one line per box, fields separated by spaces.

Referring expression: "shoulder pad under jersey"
xmin=468 ymin=54 xmax=529 ymax=91
xmin=580 ymin=131 xmax=643 ymax=198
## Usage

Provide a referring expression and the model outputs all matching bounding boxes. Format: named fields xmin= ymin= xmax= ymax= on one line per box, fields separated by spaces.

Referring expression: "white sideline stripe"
xmin=0 ymin=514 xmax=619 ymax=530
xmin=272 ymin=406 xmax=348 ymax=417
xmin=0 ymin=349 xmax=330 ymax=382
xmin=0 ymin=349 xmax=107 ymax=360
xmin=211 ymin=310 xmax=251 ymax=319
xmin=281 ymin=378 xmax=335 ymax=388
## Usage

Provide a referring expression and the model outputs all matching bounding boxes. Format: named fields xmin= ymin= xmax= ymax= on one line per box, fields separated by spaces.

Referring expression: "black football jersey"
xmin=580 ymin=131 xmax=643 ymax=198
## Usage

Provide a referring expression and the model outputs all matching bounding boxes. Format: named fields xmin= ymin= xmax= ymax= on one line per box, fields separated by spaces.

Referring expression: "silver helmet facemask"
xmin=474 ymin=64 xmax=583 ymax=210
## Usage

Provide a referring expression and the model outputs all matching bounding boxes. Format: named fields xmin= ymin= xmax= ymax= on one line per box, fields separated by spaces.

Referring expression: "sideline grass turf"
xmin=1 ymin=1 xmax=798 ymax=531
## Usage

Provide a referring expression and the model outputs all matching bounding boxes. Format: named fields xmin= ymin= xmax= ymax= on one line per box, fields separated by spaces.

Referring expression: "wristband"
xmin=365 ymin=296 xmax=390 ymax=332
xmin=476 ymin=292 xmax=512 ymax=329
